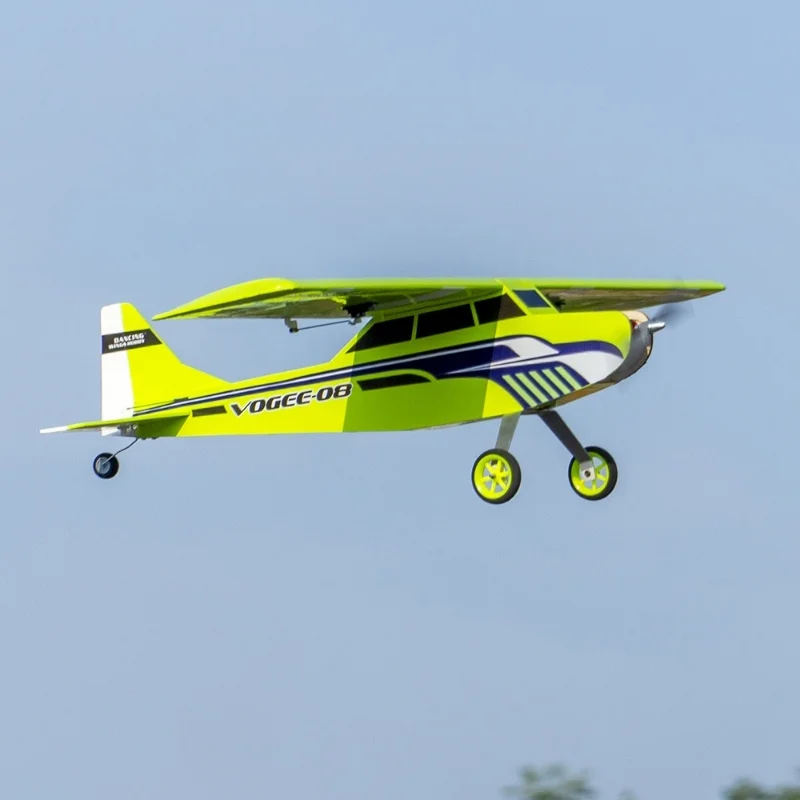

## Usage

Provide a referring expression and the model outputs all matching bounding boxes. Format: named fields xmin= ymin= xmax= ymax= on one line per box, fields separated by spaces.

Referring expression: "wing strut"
xmin=283 ymin=317 xmax=363 ymax=334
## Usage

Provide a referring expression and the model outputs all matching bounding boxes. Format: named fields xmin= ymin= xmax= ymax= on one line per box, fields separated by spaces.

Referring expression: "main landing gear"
xmin=470 ymin=410 xmax=618 ymax=504
xmin=92 ymin=438 xmax=138 ymax=480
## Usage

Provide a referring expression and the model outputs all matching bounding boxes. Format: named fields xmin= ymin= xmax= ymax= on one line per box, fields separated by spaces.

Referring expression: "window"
xmin=416 ymin=303 xmax=475 ymax=339
xmin=513 ymin=289 xmax=551 ymax=309
xmin=474 ymin=294 xmax=525 ymax=324
xmin=349 ymin=315 xmax=414 ymax=351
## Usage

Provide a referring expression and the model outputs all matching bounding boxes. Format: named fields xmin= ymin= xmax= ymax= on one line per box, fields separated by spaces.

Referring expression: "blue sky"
xmin=3 ymin=2 xmax=799 ymax=798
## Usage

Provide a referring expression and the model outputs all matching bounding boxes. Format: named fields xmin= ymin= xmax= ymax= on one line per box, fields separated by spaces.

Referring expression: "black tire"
xmin=567 ymin=445 xmax=617 ymax=501
xmin=93 ymin=453 xmax=120 ymax=480
xmin=471 ymin=448 xmax=522 ymax=504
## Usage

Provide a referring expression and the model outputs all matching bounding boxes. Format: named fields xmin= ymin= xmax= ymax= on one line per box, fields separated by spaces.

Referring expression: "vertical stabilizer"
xmin=100 ymin=303 xmax=227 ymax=434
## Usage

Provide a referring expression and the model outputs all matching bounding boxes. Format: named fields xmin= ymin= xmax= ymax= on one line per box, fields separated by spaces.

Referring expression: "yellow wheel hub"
xmin=568 ymin=447 xmax=617 ymax=500
xmin=472 ymin=449 xmax=521 ymax=503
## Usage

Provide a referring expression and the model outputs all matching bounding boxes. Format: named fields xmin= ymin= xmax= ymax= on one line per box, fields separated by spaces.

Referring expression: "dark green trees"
xmin=502 ymin=764 xmax=800 ymax=799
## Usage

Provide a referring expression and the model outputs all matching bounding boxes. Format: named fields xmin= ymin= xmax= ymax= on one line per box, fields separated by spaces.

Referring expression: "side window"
xmin=514 ymin=289 xmax=551 ymax=309
xmin=349 ymin=315 xmax=414 ymax=351
xmin=474 ymin=294 xmax=525 ymax=324
xmin=416 ymin=303 xmax=475 ymax=339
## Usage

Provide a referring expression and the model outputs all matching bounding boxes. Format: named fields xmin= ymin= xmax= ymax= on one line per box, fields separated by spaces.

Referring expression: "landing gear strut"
xmin=470 ymin=410 xmax=618 ymax=503
xmin=470 ymin=412 xmax=522 ymax=504
xmin=540 ymin=410 xmax=618 ymax=500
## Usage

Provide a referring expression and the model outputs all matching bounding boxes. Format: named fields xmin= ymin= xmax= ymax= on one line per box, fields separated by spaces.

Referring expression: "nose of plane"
xmin=606 ymin=310 xmax=655 ymax=385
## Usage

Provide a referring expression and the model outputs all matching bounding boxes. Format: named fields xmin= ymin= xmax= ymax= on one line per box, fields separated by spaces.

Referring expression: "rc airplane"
xmin=40 ymin=277 xmax=724 ymax=503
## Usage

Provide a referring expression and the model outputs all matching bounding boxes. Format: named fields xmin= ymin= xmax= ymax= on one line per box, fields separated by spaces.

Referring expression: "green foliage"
xmin=502 ymin=763 xmax=800 ymax=799
xmin=723 ymin=779 xmax=774 ymax=800
xmin=502 ymin=764 xmax=596 ymax=800
xmin=723 ymin=770 xmax=800 ymax=800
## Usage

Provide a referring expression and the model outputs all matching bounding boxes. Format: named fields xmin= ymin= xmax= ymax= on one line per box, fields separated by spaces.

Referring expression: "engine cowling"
xmin=607 ymin=311 xmax=660 ymax=384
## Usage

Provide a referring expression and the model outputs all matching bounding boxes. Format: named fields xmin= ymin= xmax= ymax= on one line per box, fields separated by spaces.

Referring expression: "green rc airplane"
xmin=40 ymin=277 xmax=724 ymax=504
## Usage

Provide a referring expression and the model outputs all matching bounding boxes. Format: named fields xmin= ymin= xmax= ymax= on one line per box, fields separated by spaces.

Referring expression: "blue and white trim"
xmin=133 ymin=335 xmax=624 ymax=415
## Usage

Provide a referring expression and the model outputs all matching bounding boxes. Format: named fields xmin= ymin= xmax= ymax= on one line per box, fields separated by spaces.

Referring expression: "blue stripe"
xmin=136 ymin=340 xmax=518 ymax=414
xmin=134 ymin=335 xmax=616 ymax=415
xmin=528 ymin=369 xmax=561 ymax=399
xmin=553 ymin=363 xmax=588 ymax=389
xmin=555 ymin=340 xmax=622 ymax=359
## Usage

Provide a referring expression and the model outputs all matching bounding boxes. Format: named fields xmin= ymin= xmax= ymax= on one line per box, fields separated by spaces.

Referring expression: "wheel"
xmin=93 ymin=452 xmax=120 ymax=480
xmin=568 ymin=446 xmax=617 ymax=501
xmin=471 ymin=448 xmax=521 ymax=504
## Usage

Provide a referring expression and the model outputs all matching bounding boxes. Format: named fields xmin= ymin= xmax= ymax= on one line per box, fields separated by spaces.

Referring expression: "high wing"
xmin=152 ymin=277 xmax=725 ymax=321
xmin=152 ymin=278 xmax=506 ymax=321
xmin=528 ymin=278 xmax=725 ymax=312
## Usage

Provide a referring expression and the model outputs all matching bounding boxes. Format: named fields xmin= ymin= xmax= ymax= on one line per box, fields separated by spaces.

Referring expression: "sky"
xmin=2 ymin=2 xmax=799 ymax=798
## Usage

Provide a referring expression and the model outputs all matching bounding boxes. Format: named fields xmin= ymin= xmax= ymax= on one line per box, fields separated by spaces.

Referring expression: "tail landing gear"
xmin=92 ymin=438 xmax=138 ymax=480
xmin=470 ymin=410 xmax=618 ymax=504
xmin=93 ymin=452 xmax=120 ymax=479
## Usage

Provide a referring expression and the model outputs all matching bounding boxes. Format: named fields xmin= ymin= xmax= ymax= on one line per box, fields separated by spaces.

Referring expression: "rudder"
xmin=101 ymin=303 xmax=227 ymax=430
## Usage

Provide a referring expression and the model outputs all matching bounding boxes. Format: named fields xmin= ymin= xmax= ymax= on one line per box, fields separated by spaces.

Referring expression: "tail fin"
xmin=101 ymin=303 xmax=227 ymax=431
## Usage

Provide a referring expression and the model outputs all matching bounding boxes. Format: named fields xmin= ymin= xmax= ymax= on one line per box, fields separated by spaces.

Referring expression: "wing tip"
xmin=39 ymin=425 xmax=69 ymax=434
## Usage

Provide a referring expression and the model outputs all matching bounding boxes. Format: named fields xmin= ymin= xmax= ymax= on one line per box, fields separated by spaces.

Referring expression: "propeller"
xmin=616 ymin=298 xmax=694 ymax=393
xmin=645 ymin=299 xmax=694 ymax=332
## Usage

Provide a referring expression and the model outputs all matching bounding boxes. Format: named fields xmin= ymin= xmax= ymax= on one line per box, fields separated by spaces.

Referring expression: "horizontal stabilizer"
xmin=40 ymin=410 xmax=190 ymax=438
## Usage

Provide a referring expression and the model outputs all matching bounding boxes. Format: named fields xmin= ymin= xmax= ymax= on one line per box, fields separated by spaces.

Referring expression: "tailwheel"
xmin=568 ymin=446 xmax=617 ymax=501
xmin=93 ymin=452 xmax=120 ymax=480
xmin=472 ymin=448 xmax=521 ymax=504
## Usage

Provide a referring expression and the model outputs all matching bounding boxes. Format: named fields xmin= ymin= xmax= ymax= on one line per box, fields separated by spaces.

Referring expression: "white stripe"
xmin=447 ymin=347 xmax=624 ymax=386
xmin=407 ymin=336 xmax=557 ymax=376
xmin=556 ymin=352 xmax=624 ymax=384
xmin=101 ymin=304 xmax=134 ymax=431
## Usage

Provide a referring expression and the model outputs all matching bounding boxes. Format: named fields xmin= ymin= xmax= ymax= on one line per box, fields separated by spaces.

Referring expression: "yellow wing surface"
xmin=530 ymin=278 xmax=725 ymax=312
xmin=152 ymin=277 xmax=725 ymax=321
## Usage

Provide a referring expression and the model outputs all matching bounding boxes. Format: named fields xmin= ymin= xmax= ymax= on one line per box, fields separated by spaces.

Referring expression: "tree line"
xmin=503 ymin=763 xmax=800 ymax=799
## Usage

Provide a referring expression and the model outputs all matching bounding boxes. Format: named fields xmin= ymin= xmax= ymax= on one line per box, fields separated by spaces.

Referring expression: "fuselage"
xmin=132 ymin=291 xmax=650 ymax=437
